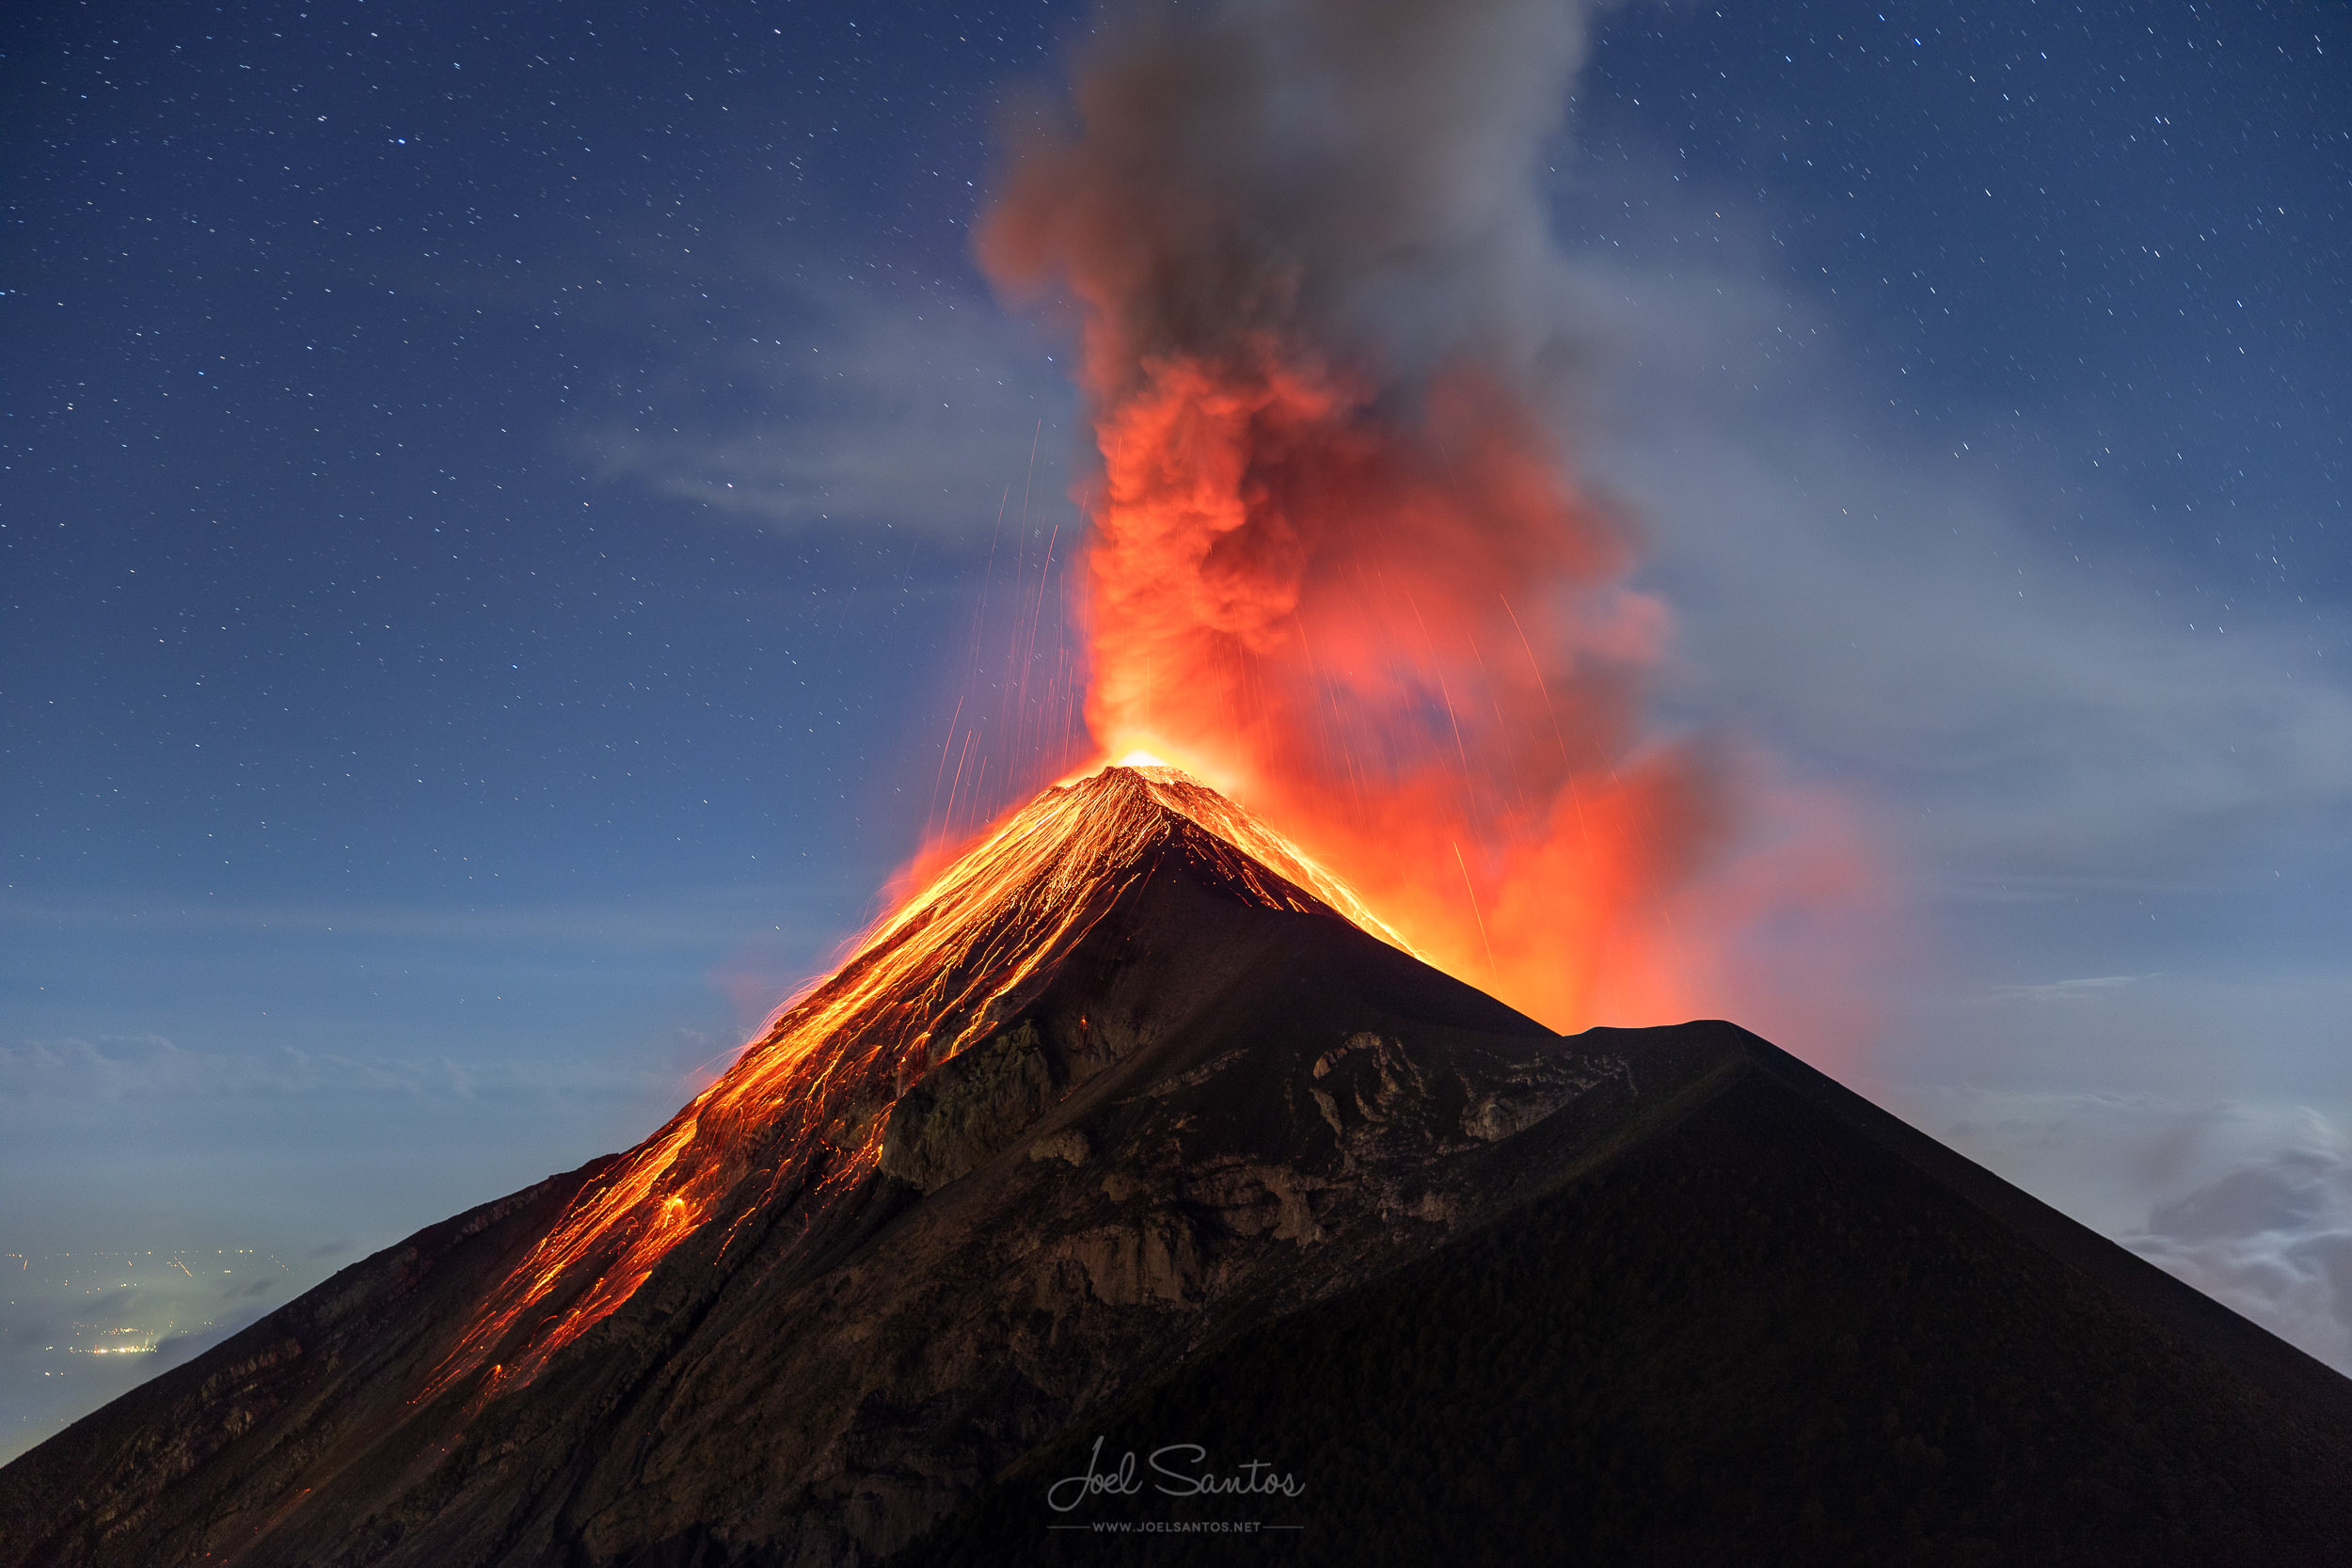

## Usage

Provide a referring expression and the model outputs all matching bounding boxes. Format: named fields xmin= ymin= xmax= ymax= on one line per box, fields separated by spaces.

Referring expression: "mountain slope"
xmin=0 ymin=768 xmax=1644 ymax=1564
xmin=4 ymin=767 xmax=2348 ymax=1566
xmin=908 ymin=1034 xmax=2352 ymax=1565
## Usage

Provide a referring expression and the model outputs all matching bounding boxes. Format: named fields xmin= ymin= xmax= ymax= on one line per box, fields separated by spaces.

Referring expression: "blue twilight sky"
xmin=4 ymin=0 xmax=2347 ymax=1456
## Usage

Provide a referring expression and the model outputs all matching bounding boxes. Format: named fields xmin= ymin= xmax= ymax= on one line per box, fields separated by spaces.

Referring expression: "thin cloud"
xmin=1989 ymin=974 xmax=2158 ymax=1004
xmin=580 ymin=270 xmax=1076 ymax=539
xmin=1909 ymin=1089 xmax=2352 ymax=1373
xmin=1564 ymin=252 xmax=2352 ymax=892
xmin=0 ymin=884 xmax=833 ymax=953
xmin=0 ymin=1033 xmax=671 ymax=1110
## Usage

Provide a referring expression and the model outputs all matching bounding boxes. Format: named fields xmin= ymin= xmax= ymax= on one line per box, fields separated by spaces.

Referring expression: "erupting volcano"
xmin=8 ymin=1 xmax=2349 ymax=1561
xmin=8 ymin=761 xmax=2351 ymax=1565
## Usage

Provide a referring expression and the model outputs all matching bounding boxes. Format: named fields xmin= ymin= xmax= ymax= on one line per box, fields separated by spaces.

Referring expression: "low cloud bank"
xmin=2123 ymin=1112 xmax=2352 ymax=1373
xmin=0 ymin=1249 xmax=309 ymax=1466
xmin=1914 ymin=1088 xmax=2352 ymax=1374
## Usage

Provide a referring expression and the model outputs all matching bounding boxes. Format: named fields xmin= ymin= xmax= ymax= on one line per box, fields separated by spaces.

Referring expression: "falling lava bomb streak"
xmin=422 ymin=764 xmax=1397 ymax=1402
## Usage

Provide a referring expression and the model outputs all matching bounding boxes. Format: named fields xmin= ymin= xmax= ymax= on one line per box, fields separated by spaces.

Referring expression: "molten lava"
xmin=427 ymin=764 xmax=1392 ymax=1399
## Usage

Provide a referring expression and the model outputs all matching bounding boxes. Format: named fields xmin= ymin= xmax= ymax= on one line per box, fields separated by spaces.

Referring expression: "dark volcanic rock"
xmin=906 ymin=1039 xmax=2352 ymax=1566
xmin=879 ymin=1023 xmax=1057 ymax=1193
xmin=4 ymin=771 xmax=2348 ymax=1567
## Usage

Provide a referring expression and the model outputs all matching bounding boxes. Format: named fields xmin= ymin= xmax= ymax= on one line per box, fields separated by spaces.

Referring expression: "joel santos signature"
xmin=1047 ymin=1435 xmax=1307 ymax=1513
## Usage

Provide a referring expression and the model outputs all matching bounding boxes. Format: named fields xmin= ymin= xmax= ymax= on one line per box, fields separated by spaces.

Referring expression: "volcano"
xmin=5 ymin=767 xmax=2349 ymax=1566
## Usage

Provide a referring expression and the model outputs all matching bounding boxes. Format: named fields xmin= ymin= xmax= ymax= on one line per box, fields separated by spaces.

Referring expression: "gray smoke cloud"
xmin=981 ymin=0 xmax=1603 ymax=399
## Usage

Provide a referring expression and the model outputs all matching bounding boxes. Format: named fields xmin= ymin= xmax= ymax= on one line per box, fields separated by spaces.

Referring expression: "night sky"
xmin=5 ymin=0 xmax=2346 ymax=1457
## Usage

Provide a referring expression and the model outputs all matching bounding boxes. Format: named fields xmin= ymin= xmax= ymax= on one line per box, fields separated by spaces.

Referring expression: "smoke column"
xmin=979 ymin=0 xmax=1883 ymax=1049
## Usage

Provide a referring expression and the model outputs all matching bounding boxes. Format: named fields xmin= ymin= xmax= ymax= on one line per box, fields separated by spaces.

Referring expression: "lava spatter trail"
xmin=424 ymin=764 xmax=1395 ymax=1401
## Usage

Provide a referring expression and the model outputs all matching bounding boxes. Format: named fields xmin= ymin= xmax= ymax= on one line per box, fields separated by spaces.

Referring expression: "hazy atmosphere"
xmin=5 ymin=0 xmax=2346 ymax=1460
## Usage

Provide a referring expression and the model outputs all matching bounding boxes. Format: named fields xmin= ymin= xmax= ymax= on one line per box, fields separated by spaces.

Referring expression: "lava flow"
xmin=425 ymin=764 xmax=1392 ymax=1400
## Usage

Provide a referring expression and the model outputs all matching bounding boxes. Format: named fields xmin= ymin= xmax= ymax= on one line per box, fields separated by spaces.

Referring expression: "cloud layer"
xmin=1915 ymin=1090 xmax=2352 ymax=1374
xmin=581 ymin=270 xmax=1076 ymax=539
xmin=0 ymin=1031 xmax=680 ymax=1112
xmin=2125 ymin=1112 xmax=2352 ymax=1374
xmin=1569 ymin=257 xmax=2352 ymax=891
xmin=1 ymin=1249 xmax=308 ymax=1466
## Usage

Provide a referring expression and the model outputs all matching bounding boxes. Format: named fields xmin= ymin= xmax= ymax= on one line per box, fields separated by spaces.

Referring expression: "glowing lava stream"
xmin=423 ymin=762 xmax=1397 ymax=1402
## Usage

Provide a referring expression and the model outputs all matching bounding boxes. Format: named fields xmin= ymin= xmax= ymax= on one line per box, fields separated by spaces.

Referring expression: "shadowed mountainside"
xmin=904 ymin=1038 xmax=2352 ymax=1566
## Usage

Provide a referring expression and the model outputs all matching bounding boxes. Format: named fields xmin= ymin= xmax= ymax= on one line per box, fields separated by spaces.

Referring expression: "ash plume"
xmin=982 ymin=0 xmax=1601 ymax=400
xmin=979 ymin=0 xmax=1884 ymax=1050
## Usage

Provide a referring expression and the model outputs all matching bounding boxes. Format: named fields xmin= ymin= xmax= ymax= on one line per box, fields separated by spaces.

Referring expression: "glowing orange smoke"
xmin=976 ymin=1 xmax=1883 ymax=1043
xmin=422 ymin=764 xmax=1395 ymax=1401
xmin=1030 ymin=335 xmax=1736 ymax=1033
